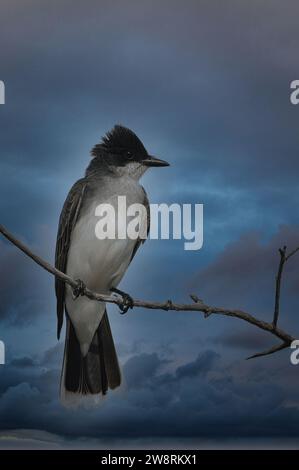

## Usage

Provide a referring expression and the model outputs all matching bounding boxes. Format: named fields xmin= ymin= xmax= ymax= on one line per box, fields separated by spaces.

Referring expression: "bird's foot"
xmin=72 ymin=279 xmax=86 ymax=300
xmin=110 ymin=287 xmax=134 ymax=314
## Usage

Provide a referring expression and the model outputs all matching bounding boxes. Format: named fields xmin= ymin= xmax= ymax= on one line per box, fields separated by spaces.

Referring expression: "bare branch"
xmin=246 ymin=341 xmax=289 ymax=360
xmin=286 ymin=246 xmax=299 ymax=261
xmin=273 ymin=244 xmax=299 ymax=328
xmin=0 ymin=223 xmax=296 ymax=360
xmin=273 ymin=246 xmax=287 ymax=328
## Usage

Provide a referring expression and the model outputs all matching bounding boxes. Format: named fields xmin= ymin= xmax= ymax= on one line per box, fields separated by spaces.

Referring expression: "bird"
xmin=55 ymin=125 xmax=169 ymax=405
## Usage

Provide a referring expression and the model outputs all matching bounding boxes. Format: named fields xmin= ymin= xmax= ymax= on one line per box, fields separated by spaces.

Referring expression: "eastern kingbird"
xmin=55 ymin=125 xmax=169 ymax=404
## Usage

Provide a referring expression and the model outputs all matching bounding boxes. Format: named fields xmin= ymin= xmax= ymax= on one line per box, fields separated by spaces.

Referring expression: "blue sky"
xmin=1 ymin=0 xmax=299 ymax=448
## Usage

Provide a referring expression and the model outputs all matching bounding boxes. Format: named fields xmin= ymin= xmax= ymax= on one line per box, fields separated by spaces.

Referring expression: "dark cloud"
xmin=214 ymin=328 xmax=275 ymax=352
xmin=123 ymin=352 xmax=168 ymax=389
xmin=10 ymin=357 xmax=36 ymax=368
xmin=0 ymin=238 xmax=53 ymax=325
xmin=176 ymin=350 xmax=219 ymax=379
xmin=0 ymin=241 xmax=48 ymax=325
xmin=190 ymin=225 xmax=299 ymax=328
xmin=40 ymin=343 xmax=64 ymax=367
xmin=1 ymin=347 xmax=299 ymax=443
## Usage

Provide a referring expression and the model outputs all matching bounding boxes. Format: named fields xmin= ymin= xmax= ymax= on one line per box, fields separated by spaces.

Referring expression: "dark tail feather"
xmin=60 ymin=310 xmax=121 ymax=403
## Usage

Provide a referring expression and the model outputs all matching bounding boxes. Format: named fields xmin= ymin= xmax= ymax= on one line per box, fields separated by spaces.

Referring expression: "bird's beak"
xmin=142 ymin=155 xmax=170 ymax=167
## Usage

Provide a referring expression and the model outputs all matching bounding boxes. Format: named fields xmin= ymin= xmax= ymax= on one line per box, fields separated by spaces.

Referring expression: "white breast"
xmin=65 ymin=176 xmax=146 ymax=356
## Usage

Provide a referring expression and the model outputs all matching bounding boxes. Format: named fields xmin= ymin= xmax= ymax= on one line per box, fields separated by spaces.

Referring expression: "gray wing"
xmin=55 ymin=178 xmax=87 ymax=339
xmin=130 ymin=186 xmax=150 ymax=263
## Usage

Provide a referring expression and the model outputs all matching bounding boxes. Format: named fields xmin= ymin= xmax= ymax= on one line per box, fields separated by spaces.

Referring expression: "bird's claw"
xmin=110 ymin=287 xmax=134 ymax=314
xmin=72 ymin=279 xmax=86 ymax=299
xmin=119 ymin=293 xmax=134 ymax=314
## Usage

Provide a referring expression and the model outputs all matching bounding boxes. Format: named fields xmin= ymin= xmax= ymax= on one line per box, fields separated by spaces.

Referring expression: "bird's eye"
xmin=126 ymin=151 xmax=133 ymax=160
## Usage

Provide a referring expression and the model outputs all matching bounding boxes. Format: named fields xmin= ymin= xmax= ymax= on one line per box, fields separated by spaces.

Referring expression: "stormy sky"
xmin=1 ymin=0 xmax=299 ymax=448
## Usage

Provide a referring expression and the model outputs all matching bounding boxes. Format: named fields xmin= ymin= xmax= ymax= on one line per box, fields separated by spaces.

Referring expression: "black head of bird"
xmin=88 ymin=125 xmax=169 ymax=178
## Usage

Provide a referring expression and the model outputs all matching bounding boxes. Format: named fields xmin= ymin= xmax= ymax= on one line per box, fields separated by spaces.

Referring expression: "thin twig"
xmin=273 ymin=244 xmax=299 ymax=329
xmin=286 ymin=246 xmax=299 ymax=261
xmin=0 ymin=223 xmax=297 ymax=359
xmin=246 ymin=341 xmax=290 ymax=360
xmin=273 ymin=246 xmax=287 ymax=328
